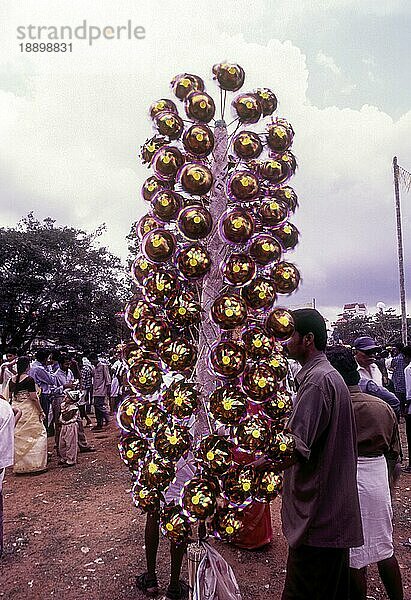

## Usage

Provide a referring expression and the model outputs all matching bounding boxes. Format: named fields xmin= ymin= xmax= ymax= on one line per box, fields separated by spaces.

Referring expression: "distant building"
xmin=342 ymin=302 xmax=368 ymax=318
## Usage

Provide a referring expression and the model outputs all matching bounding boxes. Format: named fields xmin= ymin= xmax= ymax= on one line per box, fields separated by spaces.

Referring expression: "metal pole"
xmin=194 ymin=120 xmax=228 ymax=441
xmin=393 ymin=156 xmax=408 ymax=344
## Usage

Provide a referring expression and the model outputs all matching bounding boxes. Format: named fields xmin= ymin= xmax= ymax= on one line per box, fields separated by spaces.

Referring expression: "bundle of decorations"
xmin=118 ymin=62 xmax=301 ymax=546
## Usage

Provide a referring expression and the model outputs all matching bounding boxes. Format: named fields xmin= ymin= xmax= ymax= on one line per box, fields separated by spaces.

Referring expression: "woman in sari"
xmin=9 ymin=356 xmax=48 ymax=474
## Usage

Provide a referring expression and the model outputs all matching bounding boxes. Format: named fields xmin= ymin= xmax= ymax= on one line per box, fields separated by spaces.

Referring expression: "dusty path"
xmin=1 ymin=423 xmax=410 ymax=599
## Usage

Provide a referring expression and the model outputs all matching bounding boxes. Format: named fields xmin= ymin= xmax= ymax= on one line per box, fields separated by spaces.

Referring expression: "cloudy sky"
xmin=1 ymin=0 xmax=410 ymax=322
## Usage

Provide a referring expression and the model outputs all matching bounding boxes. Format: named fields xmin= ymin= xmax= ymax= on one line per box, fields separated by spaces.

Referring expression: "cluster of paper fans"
xmin=118 ymin=63 xmax=300 ymax=544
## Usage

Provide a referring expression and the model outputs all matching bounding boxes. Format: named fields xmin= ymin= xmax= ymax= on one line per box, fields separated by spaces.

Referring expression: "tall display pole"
xmin=194 ymin=120 xmax=228 ymax=441
xmin=393 ymin=156 xmax=408 ymax=344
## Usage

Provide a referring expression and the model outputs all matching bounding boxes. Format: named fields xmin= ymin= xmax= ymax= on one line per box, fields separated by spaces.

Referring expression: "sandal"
xmin=136 ymin=572 xmax=159 ymax=597
xmin=165 ymin=581 xmax=189 ymax=600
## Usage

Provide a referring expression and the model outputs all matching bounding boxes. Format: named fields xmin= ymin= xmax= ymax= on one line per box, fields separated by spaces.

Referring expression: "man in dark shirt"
xmin=281 ymin=308 xmax=363 ymax=600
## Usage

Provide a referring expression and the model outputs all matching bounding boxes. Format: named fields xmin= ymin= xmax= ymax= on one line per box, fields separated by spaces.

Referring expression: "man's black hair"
xmin=5 ymin=347 xmax=18 ymax=356
xmin=35 ymin=348 xmax=50 ymax=363
xmin=291 ymin=308 xmax=328 ymax=351
xmin=325 ymin=345 xmax=360 ymax=386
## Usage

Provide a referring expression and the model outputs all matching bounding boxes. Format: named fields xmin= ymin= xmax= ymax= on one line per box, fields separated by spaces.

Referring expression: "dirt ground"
xmin=1 ymin=422 xmax=410 ymax=600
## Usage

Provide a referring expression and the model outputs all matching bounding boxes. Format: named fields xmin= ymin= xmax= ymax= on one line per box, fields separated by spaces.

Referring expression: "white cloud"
xmin=316 ymin=50 xmax=341 ymax=75
xmin=0 ymin=0 xmax=410 ymax=313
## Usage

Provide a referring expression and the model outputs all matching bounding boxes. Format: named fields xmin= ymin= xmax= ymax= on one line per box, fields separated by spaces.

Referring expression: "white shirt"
xmin=0 ymin=399 xmax=15 ymax=490
xmin=357 ymin=363 xmax=383 ymax=387
xmin=404 ymin=364 xmax=411 ymax=415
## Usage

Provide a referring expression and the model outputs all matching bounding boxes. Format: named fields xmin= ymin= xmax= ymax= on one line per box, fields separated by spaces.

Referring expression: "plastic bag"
xmin=192 ymin=541 xmax=242 ymax=600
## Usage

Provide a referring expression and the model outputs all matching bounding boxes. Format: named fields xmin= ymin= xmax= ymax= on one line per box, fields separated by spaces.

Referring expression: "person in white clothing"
xmin=402 ymin=346 xmax=411 ymax=473
xmin=0 ymin=397 xmax=20 ymax=556
xmin=354 ymin=336 xmax=384 ymax=386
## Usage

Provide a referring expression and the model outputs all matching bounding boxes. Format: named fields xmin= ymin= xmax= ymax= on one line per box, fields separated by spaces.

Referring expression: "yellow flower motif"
xmin=222 ymin=356 xmax=231 ymax=365
xmin=196 ymin=133 xmax=204 ymax=141
xmin=225 ymin=308 xmax=234 ymax=317
xmin=139 ymin=490 xmax=147 ymax=498
xmin=232 ymin=265 xmax=240 ymax=273
xmin=242 ymin=482 xmax=251 ymax=491
xmin=253 ymin=339 xmax=262 ymax=348
xmin=139 ymin=376 xmax=147 ymax=384
xmin=146 ymin=333 xmax=153 ymax=340
xmin=267 ymin=483 xmax=274 ymax=492
xmin=193 ymin=216 xmax=201 ymax=224
xmin=166 ymin=522 xmax=174 ymax=531
xmin=269 ymin=201 xmax=279 ymax=210
xmin=258 ymin=292 xmax=266 ymax=299
xmin=189 ymin=258 xmax=198 ymax=267
xmin=175 ymin=395 xmax=184 ymax=407
xmin=145 ymin=417 xmax=153 ymax=427
xmin=252 ymin=429 xmax=261 ymax=439
xmin=160 ymin=198 xmax=170 ymax=206
xmin=181 ymin=78 xmax=190 ymax=87
xmin=193 ymin=172 xmax=201 ymax=181
xmin=206 ymin=451 xmax=215 ymax=461
xmin=278 ymin=316 xmax=289 ymax=326
xmin=126 ymin=450 xmax=134 ymax=459
xmin=245 ymin=101 xmax=253 ymax=109
xmin=156 ymin=283 xmax=165 ymax=291
xmin=152 ymin=238 xmax=162 ymax=248
xmin=148 ymin=462 xmax=158 ymax=474
xmin=147 ymin=183 xmax=155 ymax=191
xmin=223 ymin=399 xmax=233 ymax=411
xmin=283 ymin=272 xmax=290 ymax=279
xmin=284 ymin=190 xmax=292 ymax=198
xmin=283 ymin=225 xmax=292 ymax=234
xmin=191 ymin=495 xmax=200 ymax=505
xmin=226 ymin=525 xmax=234 ymax=534
xmin=178 ymin=307 xmax=187 ymax=315
xmin=126 ymin=406 xmax=134 ymax=416
xmin=172 ymin=353 xmax=179 ymax=362
xmin=279 ymin=443 xmax=287 ymax=452
xmin=169 ymin=435 xmax=178 ymax=445
xmin=162 ymin=155 xmax=171 ymax=164
xmin=278 ymin=401 xmax=285 ymax=409
xmin=257 ymin=377 xmax=267 ymax=388
xmin=199 ymin=100 xmax=207 ymax=109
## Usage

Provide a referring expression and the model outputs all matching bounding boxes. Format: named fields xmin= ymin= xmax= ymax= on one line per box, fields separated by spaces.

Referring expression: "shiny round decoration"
xmin=255 ymin=471 xmax=283 ymax=503
xmin=241 ymin=326 xmax=273 ymax=360
xmin=255 ymin=157 xmax=292 ymax=186
xmin=142 ymin=229 xmax=176 ymax=264
xmin=232 ymin=131 xmax=263 ymax=160
xmin=140 ymin=454 xmax=175 ymax=490
xmin=154 ymin=423 xmax=191 ymax=461
xmin=140 ymin=135 xmax=168 ymax=165
xmin=178 ymin=162 xmax=213 ymax=196
xmin=144 ymin=270 xmax=179 ymax=305
xmin=132 ymin=482 xmax=163 ymax=514
xmin=211 ymin=294 xmax=248 ymax=330
xmin=151 ymin=190 xmax=183 ymax=222
xmin=155 ymin=111 xmax=184 ymax=140
xmin=137 ymin=214 xmax=163 ymax=239
xmin=185 ymin=91 xmax=216 ymax=123
xmin=177 ymin=206 xmax=213 ymax=240
xmin=183 ymin=123 xmax=214 ymax=158
xmin=160 ymin=338 xmax=197 ymax=372
xmin=195 ymin=435 xmax=234 ymax=475
xmin=268 ymin=431 xmax=295 ymax=463
xmin=250 ymin=234 xmax=282 ymax=266
xmin=228 ymin=171 xmax=260 ymax=201
xmin=128 ymin=361 xmax=163 ymax=396
xmin=117 ymin=397 xmax=142 ymax=433
xmin=149 ymin=98 xmax=178 ymax=119
xmin=124 ymin=297 xmax=154 ymax=329
xmin=271 ymin=222 xmax=299 ymax=250
xmin=210 ymin=340 xmax=247 ymax=379
xmin=270 ymin=186 xmax=298 ymax=213
xmin=211 ymin=506 xmax=243 ymax=541
xmin=165 ymin=292 xmax=201 ymax=327
xmin=141 ymin=176 xmax=165 ymax=202
xmin=171 ymin=73 xmax=205 ymax=100
xmin=118 ymin=433 xmax=148 ymax=470
xmin=267 ymin=119 xmax=294 ymax=153
xmin=267 ymin=353 xmax=288 ymax=381
xmin=213 ymin=62 xmax=245 ymax=92
xmin=258 ymin=198 xmax=289 ymax=227
xmin=162 ymin=380 xmax=199 ymax=421
xmin=221 ymin=210 xmax=255 ymax=245
xmin=242 ymin=363 xmax=278 ymax=402
xmin=222 ymin=253 xmax=256 ymax=287
xmin=134 ymin=403 xmax=168 ymax=438
xmin=242 ymin=277 xmax=276 ymax=311
xmin=232 ymin=93 xmax=262 ymax=124
xmin=254 ymin=88 xmax=278 ymax=116
xmin=160 ymin=503 xmax=192 ymax=544
xmin=265 ymin=308 xmax=295 ymax=341
xmin=223 ymin=465 xmax=256 ymax=508
xmin=176 ymin=244 xmax=211 ymax=280
xmin=152 ymin=146 xmax=185 ymax=182
xmin=271 ymin=261 xmax=300 ymax=294
xmin=233 ymin=415 xmax=271 ymax=453
xmin=121 ymin=342 xmax=159 ymax=369
xmin=132 ymin=316 xmax=170 ymax=351
xmin=131 ymin=255 xmax=156 ymax=284
xmin=261 ymin=390 xmax=293 ymax=421
xmin=209 ymin=385 xmax=248 ymax=426
xmin=181 ymin=476 xmax=218 ymax=520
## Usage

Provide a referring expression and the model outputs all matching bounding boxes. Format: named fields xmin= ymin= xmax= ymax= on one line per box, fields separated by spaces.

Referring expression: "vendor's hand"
xmin=251 ymin=455 xmax=274 ymax=472
xmin=39 ymin=412 xmax=46 ymax=422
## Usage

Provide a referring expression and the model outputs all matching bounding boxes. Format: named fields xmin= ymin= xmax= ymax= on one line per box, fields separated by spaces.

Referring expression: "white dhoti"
xmin=59 ymin=422 xmax=79 ymax=465
xmin=350 ymin=455 xmax=393 ymax=569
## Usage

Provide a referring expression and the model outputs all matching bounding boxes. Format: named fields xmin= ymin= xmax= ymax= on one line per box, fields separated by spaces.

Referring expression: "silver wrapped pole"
xmin=194 ymin=120 xmax=228 ymax=443
xmin=187 ymin=541 xmax=206 ymax=599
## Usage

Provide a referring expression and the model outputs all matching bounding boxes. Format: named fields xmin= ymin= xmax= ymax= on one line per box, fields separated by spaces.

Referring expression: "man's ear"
xmin=304 ymin=332 xmax=314 ymax=346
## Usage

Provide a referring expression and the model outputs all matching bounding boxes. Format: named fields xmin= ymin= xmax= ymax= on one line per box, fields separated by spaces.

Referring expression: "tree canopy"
xmin=332 ymin=308 xmax=410 ymax=346
xmin=0 ymin=214 xmax=128 ymax=353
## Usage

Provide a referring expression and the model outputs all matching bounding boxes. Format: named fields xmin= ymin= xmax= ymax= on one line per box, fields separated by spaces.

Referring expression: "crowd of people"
xmin=1 ymin=316 xmax=411 ymax=599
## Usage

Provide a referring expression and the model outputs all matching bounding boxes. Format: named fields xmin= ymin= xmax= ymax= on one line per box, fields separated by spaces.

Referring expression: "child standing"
xmin=59 ymin=390 xmax=80 ymax=468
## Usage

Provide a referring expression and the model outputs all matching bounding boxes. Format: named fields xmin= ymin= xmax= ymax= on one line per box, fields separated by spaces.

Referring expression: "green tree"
xmin=0 ymin=213 xmax=128 ymax=353
xmin=332 ymin=309 xmax=410 ymax=346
